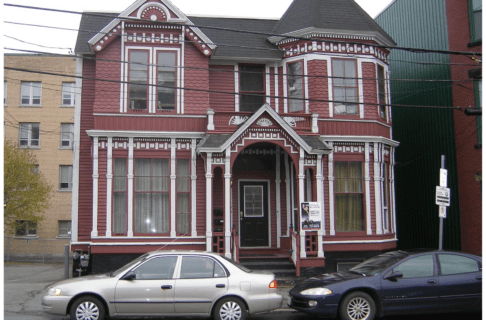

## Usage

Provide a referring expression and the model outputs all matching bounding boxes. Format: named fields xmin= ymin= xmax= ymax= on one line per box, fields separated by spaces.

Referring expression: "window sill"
xmin=14 ymin=236 xmax=38 ymax=239
xmin=19 ymin=105 xmax=42 ymax=108
xmin=58 ymin=189 xmax=72 ymax=193
xmin=56 ymin=235 xmax=71 ymax=239
xmin=60 ymin=105 xmax=75 ymax=108
xmin=468 ymin=40 xmax=482 ymax=47
xmin=18 ymin=146 xmax=40 ymax=150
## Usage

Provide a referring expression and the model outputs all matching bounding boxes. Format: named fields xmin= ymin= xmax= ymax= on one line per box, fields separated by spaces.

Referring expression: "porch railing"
xmin=290 ymin=227 xmax=301 ymax=277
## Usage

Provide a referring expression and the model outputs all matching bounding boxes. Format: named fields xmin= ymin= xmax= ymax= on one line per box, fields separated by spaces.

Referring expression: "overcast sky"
xmin=2 ymin=0 xmax=394 ymax=55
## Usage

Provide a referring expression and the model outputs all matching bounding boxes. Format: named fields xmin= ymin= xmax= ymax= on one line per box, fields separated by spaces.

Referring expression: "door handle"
xmin=476 ymin=276 xmax=482 ymax=281
xmin=161 ymin=285 xmax=173 ymax=290
xmin=427 ymin=280 xmax=437 ymax=284
xmin=216 ymin=284 xmax=226 ymax=288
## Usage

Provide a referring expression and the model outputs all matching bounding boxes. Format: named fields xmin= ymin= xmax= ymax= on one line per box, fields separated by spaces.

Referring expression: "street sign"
xmin=436 ymin=186 xmax=450 ymax=207
xmin=439 ymin=169 xmax=448 ymax=187
xmin=439 ymin=206 xmax=447 ymax=218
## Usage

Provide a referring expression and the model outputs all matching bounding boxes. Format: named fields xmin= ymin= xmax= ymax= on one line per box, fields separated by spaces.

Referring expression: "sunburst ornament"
xmin=141 ymin=6 xmax=167 ymax=22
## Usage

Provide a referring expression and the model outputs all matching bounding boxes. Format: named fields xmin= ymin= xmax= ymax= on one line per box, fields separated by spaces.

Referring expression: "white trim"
xmin=374 ymin=143 xmax=383 ymax=235
xmin=298 ymin=148 xmax=306 ymax=258
xmin=170 ymin=138 xmax=177 ymax=238
xmin=274 ymin=66 xmax=279 ymax=113
xmin=322 ymin=237 xmax=398 ymax=245
xmin=322 ymin=135 xmax=399 ymax=147
xmin=224 ymin=149 xmax=232 ymax=258
xmin=86 ymin=130 xmax=205 ymax=139
xmin=91 ymin=137 xmax=99 ymax=238
xmin=234 ymin=64 xmax=239 ymax=112
xmin=265 ymin=65 xmax=271 ymax=105
xmin=364 ymin=143 xmax=372 ymax=235
xmin=205 ymin=153 xmax=213 ymax=252
xmin=191 ymin=139 xmax=197 ymax=237
xmin=106 ymin=137 xmax=113 ymax=237
xmin=76 ymin=240 xmax=205 ymax=245
xmin=275 ymin=146 xmax=281 ymax=248
xmin=328 ymin=143 xmax=335 ymax=236
xmin=127 ymin=138 xmax=134 ymax=237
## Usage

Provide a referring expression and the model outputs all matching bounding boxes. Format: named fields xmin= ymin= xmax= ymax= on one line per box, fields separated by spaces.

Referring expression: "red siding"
xmin=183 ymin=41 xmax=210 ymax=114
xmin=209 ymin=65 xmax=235 ymax=111
xmin=93 ymin=115 xmax=206 ymax=132
xmin=308 ymin=59 xmax=329 ymax=115
xmin=318 ymin=120 xmax=391 ymax=138
xmin=362 ymin=62 xmax=379 ymax=120
xmin=93 ymin=38 xmax=122 ymax=113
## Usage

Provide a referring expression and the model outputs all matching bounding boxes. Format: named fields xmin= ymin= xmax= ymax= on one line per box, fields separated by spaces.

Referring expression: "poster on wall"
xmin=301 ymin=202 xmax=321 ymax=230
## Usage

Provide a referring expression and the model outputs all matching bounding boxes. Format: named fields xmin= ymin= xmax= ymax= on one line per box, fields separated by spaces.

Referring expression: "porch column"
xmin=106 ymin=137 xmax=113 ymax=237
xmin=390 ymin=147 xmax=397 ymax=234
xmin=91 ymin=137 xmax=99 ymax=238
xmin=284 ymin=153 xmax=291 ymax=236
xmin=365 ymin=143 xmax=372 ymax=235
xmin=328 ymin=143 xmax=335 ymax=236
xmin=170 ymin=138 xmax=177 ymax=238
xmin=316 ymin=154 xmax=325 ymax=257
xmin=224 ymin=148 xmax=232 ymax=258
xmin=205 ymin=153 xmax=213 ymax=252
xmin=374 ymin=143 xmax=383 ymax=235
xmin=191 ymin=139 xmax=197 ymax=237
xmin=127 ymin=138 xmax=134 ymax=237
xmin=299 ymin=148 xmax=306 ymax=258
xmin=276 ymin=146 xmax=281 ymax=248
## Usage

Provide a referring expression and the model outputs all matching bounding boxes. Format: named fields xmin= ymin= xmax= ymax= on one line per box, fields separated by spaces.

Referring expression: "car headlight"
xmin=47 ymin=288 xmax=62 ymax=296
xmin=301 ymin=287 xmax=332 ymax=296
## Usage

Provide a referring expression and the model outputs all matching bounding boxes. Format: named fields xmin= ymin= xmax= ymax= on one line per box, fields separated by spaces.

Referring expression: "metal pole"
xmin=438 ymin=155 xmax=445 ymax=251
xmin=64 ymin=245 xmax=70 ymax=279
xmin=6 ymin=237 xmax=10 ymax=263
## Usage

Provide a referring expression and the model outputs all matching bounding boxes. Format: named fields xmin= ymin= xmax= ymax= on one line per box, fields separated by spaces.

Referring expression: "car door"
xmin=437 ymin=253 xmax=482 ymax=312
xmin=114 ymin=255 xmax=178 ymax=316
xmin=381 ymin=254 xmax=440 ymax=315
xmin=174 ymin=255 xmax=228 ymax=314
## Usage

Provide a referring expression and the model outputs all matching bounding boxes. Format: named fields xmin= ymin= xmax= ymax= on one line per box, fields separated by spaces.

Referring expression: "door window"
xmin=393 ymin=255 xmax=434 ymax=278
xmin=180 ymin=256 xmax=226 ymax=279
xmin=133 ymin=256 xmax=178 ymax=280
xmin=244 ymin=185 xmax=264 ymax=217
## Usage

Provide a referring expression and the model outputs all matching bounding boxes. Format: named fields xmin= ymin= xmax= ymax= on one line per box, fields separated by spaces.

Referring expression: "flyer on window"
xmin=301 ymin=202 xmax=321 ymax=230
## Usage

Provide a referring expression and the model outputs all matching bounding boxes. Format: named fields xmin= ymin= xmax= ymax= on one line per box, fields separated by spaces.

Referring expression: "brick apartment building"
xmin=4 ymin=54 xmax=77 ymax=262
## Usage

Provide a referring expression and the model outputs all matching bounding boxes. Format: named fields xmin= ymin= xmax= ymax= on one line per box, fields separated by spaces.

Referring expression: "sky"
xmin=1 ymin=0 xmax=395 ymax=55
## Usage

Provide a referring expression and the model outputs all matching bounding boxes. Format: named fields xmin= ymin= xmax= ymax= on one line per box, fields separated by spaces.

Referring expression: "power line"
xmin=5 ymin=65 xmax=474 ymax=111
xmin=3 ymin=3 xmax=483 ymax=57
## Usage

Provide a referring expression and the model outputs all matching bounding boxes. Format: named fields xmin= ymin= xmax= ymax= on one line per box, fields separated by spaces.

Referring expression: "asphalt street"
xmin=3 ymin=262 xmax=294 ymax=320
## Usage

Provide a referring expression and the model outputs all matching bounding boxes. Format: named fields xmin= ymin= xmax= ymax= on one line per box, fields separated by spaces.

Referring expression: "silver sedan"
xmin=42 ymin=250 xmax=283 ymax=320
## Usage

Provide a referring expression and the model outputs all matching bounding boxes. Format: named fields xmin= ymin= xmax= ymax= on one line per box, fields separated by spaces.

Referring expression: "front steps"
xmin=238 ymin=254 xmax=298 ymax=286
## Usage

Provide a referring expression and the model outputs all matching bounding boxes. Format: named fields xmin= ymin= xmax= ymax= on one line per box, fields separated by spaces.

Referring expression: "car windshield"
xmin=219 ymin=254 xmax=252 ymax=273
xmin=348 ymin=252 xmax=408 ymax=276
xmin=109 ymin=253 xmax=150 ymax=277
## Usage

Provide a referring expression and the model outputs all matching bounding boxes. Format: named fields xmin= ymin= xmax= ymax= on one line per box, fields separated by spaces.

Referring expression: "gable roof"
xmin=269 ymin=0 xmax=396 ymax=46
xmin=197 ymin=104 xmax=332 ymax=154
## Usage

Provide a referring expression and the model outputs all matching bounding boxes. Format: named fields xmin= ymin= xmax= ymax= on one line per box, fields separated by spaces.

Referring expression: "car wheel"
xmin=70 ymin=296 xmax=106 ymax=320
xmin=213 ymin=297 xmax=247 ymax=320
xmin=339 ymin=291 xmax=376 ymax=320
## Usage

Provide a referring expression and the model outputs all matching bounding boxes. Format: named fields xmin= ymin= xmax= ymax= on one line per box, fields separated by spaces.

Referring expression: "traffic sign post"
xmin=438 ymin=156 xmax=447 ymax=251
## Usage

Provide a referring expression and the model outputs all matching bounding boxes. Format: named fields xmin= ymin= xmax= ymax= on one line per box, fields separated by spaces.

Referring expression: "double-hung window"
xmin=157 ymin=51 xmax=176 ymax=110
xmin=19 ymin=123 xmax=40 ymax=147
xmin=62 ymin=82 xmax=76 ymax=106
xmin=334 ymin=161 xmax=364 ymax=232
xmin=287 ymin=60 xmax=304 ymax=112
xmin=176 ymin=159 xmax=190 ymax=235
xmin=128 ymin=51 xmax=149 ymax=110
xmin=113 ymin=158 xmax=127 ymax=234
xmin=58 ymin=220 xmax=72 ymax=237
xmin=60 ymin=123 xmax=74 ymax=148
xmin=16 ymin=220 xmax=37 ymax=237
xmin=239 ymin=64 xmax=265 ymax=112
xmin=332 ymin=59 xmax=358 ymax=115
xmin=377 ymin=65 xmax=387 ymax=119
xmin=134 ymin=158 xmax=169 ymax=234
xmin=469 ymin=0 xmax=482 ymax=43
xmin=59 ymin=165 xmax=73 ymax=191
xmin=20 ymin=81 xmax=41 ymax=106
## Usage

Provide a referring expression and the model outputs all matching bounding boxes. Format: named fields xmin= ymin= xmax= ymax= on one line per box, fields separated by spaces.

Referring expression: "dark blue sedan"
xmin=288 ymin=250 xmax=482 ymax=320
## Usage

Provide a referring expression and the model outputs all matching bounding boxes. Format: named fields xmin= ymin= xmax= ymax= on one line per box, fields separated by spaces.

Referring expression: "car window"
xmin=180 ymin=256 xmax=226 ymax=279
xmin=133 ymin=256 xmax=178 ymax=280
xmin=438 ymin=254 xmax=480 ymax=275
xmin=393 ymin=254 xmax=434 ymax=278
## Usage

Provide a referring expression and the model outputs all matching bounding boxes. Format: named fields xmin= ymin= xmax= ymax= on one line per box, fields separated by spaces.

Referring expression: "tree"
xmin=4 ymin=139 xmax=53 ymax=234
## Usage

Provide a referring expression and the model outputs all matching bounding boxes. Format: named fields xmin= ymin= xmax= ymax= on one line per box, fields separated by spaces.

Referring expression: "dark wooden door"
xmin=239 ymin=181 xmax=269 ymax=247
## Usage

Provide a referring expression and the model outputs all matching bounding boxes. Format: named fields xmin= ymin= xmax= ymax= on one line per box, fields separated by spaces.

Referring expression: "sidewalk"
xmin=4 ymin=262 xmax=293 ymax=320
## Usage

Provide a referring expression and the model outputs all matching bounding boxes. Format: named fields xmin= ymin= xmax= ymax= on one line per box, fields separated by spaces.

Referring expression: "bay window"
xmin=332 ymin=59 xmax=358 ymax=115
xmin=176 ymin=159 xmax=190 ymax=234
xmin=113 ymin=158 xmax=127 ymax=234
xmin=287 ymin=60 xmax=304 ymax=112
xmin=377 ymin=65 xmax=387 ymax=119
xmin=335 ymin=161 xmax=364 ymax=232
xmin=157 ymin=51 xmax=176 ymax=110
xmin=134 ymin=158 xmax=169 ymax=234
xmin=128 ymin=51 xmax=149 ymax=110
xmin=469 ymin=0 xmax=482 ymax=42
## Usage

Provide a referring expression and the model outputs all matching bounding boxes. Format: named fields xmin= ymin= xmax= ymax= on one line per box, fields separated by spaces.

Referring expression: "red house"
xmin=72 ymin=0 xmax=399 ymax=275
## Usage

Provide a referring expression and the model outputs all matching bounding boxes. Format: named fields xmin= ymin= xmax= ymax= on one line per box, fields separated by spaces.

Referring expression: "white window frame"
xmin=20 ymin=81 xmax=42 ymax=106
xmin=58 ymin=220 xmax=72 ymax=238
xmin=60 ymin=123 xmax=74 ymax=149
xmin=59 ymin=165 xmax=73 ymax=191
xmin=61 ymin=82 xmax=76 ymax=107
xmin=19 ymin=123 xmax=40 ymax=147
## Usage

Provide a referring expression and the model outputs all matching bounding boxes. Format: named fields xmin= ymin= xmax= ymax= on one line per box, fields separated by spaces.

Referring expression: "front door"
xmin=239 ymin=181 xmax=269 ymax=247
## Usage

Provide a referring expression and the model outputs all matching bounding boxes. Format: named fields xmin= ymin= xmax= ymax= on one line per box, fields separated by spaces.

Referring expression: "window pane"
xmin=180 ymin=257 xmax=215 ymax=279
xmin=60 ymin=165 xmax=73 ymax=190
xmin=240 ymin=65 xmax=264 ymax=92
xmin=135 ymin=256 xmax=178 ymax=280
xmin=336 ymin=194 xmax=363 ymax=232
xmin=288 ymin=61 xmax=304 ymax=112
xmin=439 ymin=254 xmax=479 ymax=275
xmin=129 ymin=51 xmax=148 ymax=110
xmin=394 ymin=255 xmax=434 ymax=278
xmin=32 ymin=83 xmax=41 ymax=104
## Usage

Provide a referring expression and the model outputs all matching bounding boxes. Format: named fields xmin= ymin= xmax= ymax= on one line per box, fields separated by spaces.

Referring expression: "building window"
xmin=62 ymin=82 xmax=76 ymax=106
xmin=176 ymin=159 xmax=190 ymax=235
xmin=59 ymin=165 xmax=73 ymax=190
xmin=58 ymin=220 xmax=71 ymax=237
xmin=60 ymin=123 xmax=74 ymax=148
xmin=382 ymin=163 xmax=389 ymax=232
xmin=239 ymin=64 xmax=265 ymax=112
xmin=20 ymin=81 xmax=41 ymax=106
xmin=287 ymin=60 xmax=304 ymax=112
xmin=377 ymin=65 xmax=387 ymax=119
xmin=469 ymin=0 xmax=482 ymax=42
xmin=128 ymin=50 xmax=149 ymax=110
xmin=15 ymin=220 xmax=37 ymax=237
xmin=334 ymin=161 xmax=364 ymax=232
xmin=19 ymin=123 xmax=40 ymax=147
xmin=134 ymin=158 xmax=169 ymax=234
xmin=113 ymin=158 xmax=127 ymax=234
xmin=332 ymin=59 xmax=358 ymax=115
xmin=157 ymin=51 xmax=176 ymax=110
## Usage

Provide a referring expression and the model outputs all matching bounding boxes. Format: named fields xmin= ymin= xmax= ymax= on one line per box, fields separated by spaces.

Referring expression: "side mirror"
xmin=384 ymin=271 xmax=403 ymax=282
xmin=121 ymin=271 xmax=137 ymax=281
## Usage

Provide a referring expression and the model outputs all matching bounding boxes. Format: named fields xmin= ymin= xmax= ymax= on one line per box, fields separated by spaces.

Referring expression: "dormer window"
xmin=287 ymin=60 xmax=304 ymax=112
xmin=157 ymin=51 xmax=176 ymax=110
